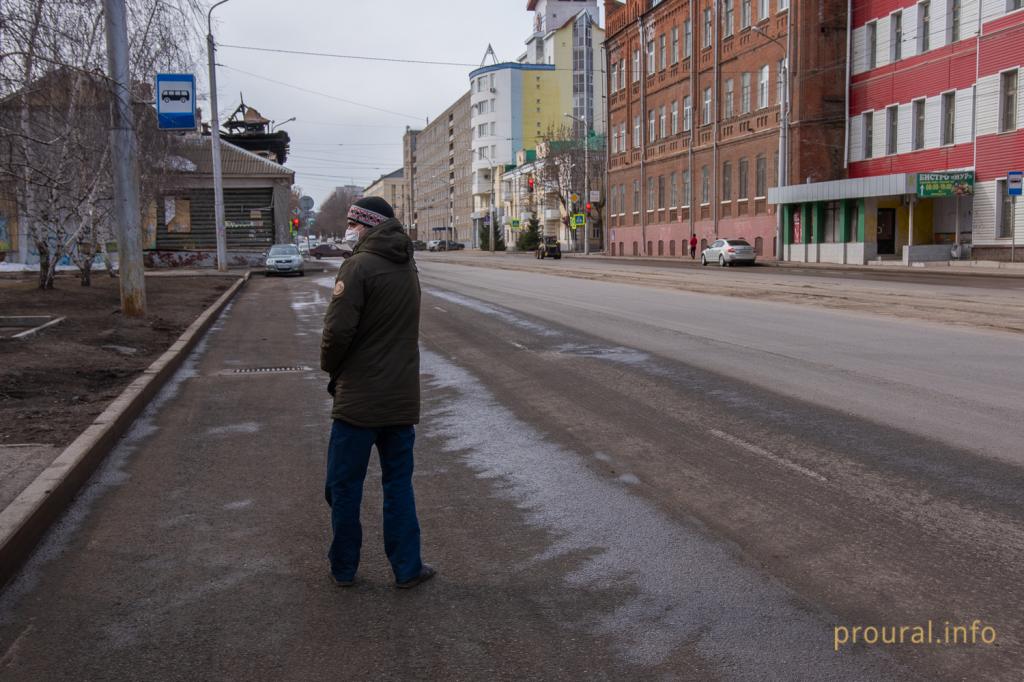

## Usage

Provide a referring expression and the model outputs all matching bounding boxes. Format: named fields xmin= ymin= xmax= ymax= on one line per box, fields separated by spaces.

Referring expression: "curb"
xmin=0 ymin=272 xmax=250 ymax=589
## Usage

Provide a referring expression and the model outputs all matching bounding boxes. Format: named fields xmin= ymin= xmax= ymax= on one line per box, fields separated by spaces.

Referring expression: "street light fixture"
xmin=207 ymin=0 xmax=232 ymax=272
xmin=752 ymin=25 xmax=789 ymax=263
xmin=564 ymin=112 xmax=590 ymax=256
xmin=270 ymin=117 xmax=296 ymax=132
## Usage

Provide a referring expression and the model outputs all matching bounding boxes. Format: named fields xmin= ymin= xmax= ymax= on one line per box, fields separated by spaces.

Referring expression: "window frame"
xmin=863 ymin=111 xmax=874 ymax=159
xmin=918 ymin=1 xmax=931 ymax=53
xmin=891 ymin=11 xmax=903 ymax=61
xmin=912 ymin=98 xmax=926 ymax=150
xmin=941 ymin=90 xmax=956 ymax=146
xmin=1000 ymin=69 xmax=1018 ymax=133
xmin=886 ymin=105 xmax=898 ymax=155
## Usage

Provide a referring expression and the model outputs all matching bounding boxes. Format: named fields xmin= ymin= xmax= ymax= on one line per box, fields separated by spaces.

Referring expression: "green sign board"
xmin=916 ymin=171 xmax=974 ymax=198
xmin=571 ymin=213 xmax=585 ymax=227
xmin=511 ymin=219 xmax=521 ymax=229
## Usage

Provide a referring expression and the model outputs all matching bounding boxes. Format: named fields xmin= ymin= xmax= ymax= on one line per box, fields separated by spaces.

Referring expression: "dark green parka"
xmin=320 ymin=219 xmax=421 ymax=427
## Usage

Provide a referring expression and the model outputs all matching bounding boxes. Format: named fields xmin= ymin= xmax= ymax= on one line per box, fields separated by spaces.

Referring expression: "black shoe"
xmin=331 ymin=574 xmax=355 ymax=588
xmin=396 ymin=564 xmax=436 ymax=590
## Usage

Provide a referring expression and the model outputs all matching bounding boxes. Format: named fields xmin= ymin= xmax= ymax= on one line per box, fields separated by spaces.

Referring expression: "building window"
xmin=1011 ymin=0 xmax=1023 ymax=10
xmin=633 ymin=50 xmax=641 ymax=82
xmin=648 ymin=176 xmax=655 ymax=211
xmin=779 ymin=0 xmax=788 ymax=9
xmin=672 ymin=100 xmax=680 ymax=134
xmin=683 ymin=95 xmax=692 ymax=131
xmin=863 ymin=111 xmax=874 ymax=159
xmin=634 ymin=115 xmax=641 ymax=147
xmin=701 ymin=165 xmax=710 ymax=203
xmin=941 ymin=91 xmax=955 ymax=145
xmin=647 ymin=39 xmax=656 ymax=73
xmin=741 ymin=73 xmax=752 ymax=113
xmin=891 ymin=12 xmax=903 ymax=61
xmin=919 ymin=1 xmax=930 ymax=53
xmin=913 ymin=99 xmax=925 ymax=149
xmin=658 ymin=175 xmax=666 ymax=209
xmin=950 ymin=0 xmax=961 ymax=42
xmin=683 ymin=169 xmax=692 ymax=206
xmin=759 ymin=0 xmax=769 ymax=19
xmin=620 ymin=59 xmax=626 ymax=89
xmin=867 ymin=21 xmax=877 ymax=69
xmin=703 ymin=8 xmax=713 ymax=49
xmin=670 ymin=172 xmax=678 ymax=207
xmin=886 ymin=105 xmax=898 ymax=155
xmin=703 ymin=87 xmax=712 ymax=124
xmin=724 ymin=79 xmax=735 ymax=118
xmin=672 ymin=27 xmax=680 ymax=64
xmin=722 ymin=161 xmax=733 ymax=200
xmin=633 ymin=179 xmax=641 ymax=213
xmin=649 ymin=109 xmax=656 ymax=141
xmin=610 ymin=62 xmax=618 ymax=92
xmin=755 ymin=154 xmax=767 ymax=196
xmin=684 ymin=19 xmax=692 ymax=58
xmin=660 ymin=105 xmax=667 ymax=138
xmin=723 ymin=0 xmax=735 ymax=37
xmin=659 ymin=34 xmax=667 ymax=70
xmin=758 ymin=64 xmax=770 ymax=108
xmin=1000 ymin=70 xmax=1018 ymax=132
xmin=738 ymin=158 xmax=749 ymax=199
xmin=742 ymin=0 xmax=752 ymax=28
xmin=998 ymin=180 xmax=1014 ymax=237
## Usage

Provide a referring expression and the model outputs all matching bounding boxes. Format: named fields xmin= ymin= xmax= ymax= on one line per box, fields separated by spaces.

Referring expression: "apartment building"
xmin=604 ymin=0 xmax=846 ymax=258
xmin=411 ymin=92 xmax=474 ymax=244
xmin=771 ymin=0 xmax=1024 ymax=263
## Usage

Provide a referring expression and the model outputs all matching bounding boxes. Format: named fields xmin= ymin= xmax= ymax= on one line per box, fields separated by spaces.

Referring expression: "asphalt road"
xmin=0 ymin=261 xmax=1020 ymax=680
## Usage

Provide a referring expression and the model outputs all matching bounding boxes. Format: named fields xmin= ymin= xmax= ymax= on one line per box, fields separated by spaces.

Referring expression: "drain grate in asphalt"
xmin=230 ymin=366 xmax=310 ymax=374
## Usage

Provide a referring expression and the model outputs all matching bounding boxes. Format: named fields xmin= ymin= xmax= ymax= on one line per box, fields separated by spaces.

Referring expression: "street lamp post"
xmin=565 ymin=112 xmax=590 ymax=255
xmin=753 ymin=25 xmax=789 ymax=263
xmin=207 ymin=0 xmax=232 ymax=272
xmin=270 ymin=116 xmax=295 ymax=132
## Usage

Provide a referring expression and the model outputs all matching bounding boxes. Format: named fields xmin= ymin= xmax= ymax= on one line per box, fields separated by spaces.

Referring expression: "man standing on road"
xmin=689 ymin=234 xmax=698 ymax=260
xmin=320 ymin=196 xmax=435 ymax=589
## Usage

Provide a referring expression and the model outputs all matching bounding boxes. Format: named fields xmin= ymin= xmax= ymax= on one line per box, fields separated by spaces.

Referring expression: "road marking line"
xmin=510 ymin=341 xmax=528 ymax=350
xmin=709 ymin=429 xmax=828 ymax=483
xmin=433 ymin=306 xmax=448 ymax=313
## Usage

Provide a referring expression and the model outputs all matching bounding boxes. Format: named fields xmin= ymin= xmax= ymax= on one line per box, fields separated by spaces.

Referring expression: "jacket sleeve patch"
xmin=333 ymin=280 xmax=345 ymax=297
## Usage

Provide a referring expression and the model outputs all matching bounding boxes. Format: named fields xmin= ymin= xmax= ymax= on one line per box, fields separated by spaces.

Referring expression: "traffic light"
xmin=291 ymin=218 xmax=300 ymax=232
xmin=585 ymin=202 xmax=592 ymax=212
xmin=528 ymin=177 xmax=534 ymax=192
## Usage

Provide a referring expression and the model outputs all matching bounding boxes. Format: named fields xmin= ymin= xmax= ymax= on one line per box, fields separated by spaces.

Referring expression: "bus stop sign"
xmin=1008 ymin=171 xmax=1023 ymax=196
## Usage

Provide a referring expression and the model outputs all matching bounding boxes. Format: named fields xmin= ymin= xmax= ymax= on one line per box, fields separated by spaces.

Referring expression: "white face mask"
xmin=343 ymin=228 xmax=360 ymax=243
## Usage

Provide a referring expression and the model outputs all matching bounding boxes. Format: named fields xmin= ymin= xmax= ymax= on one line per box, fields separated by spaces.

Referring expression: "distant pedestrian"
xmin=320 ymin=196 xmax=435 ymax=590
xmin=689 ymin=234 xmax=698 ymax=260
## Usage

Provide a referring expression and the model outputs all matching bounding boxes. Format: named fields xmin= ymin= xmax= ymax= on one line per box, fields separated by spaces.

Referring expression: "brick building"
xmin=771 ymin=0 xmax=1024 ymax=264
xmin=603 ymin=0 xmax=846 ymax=259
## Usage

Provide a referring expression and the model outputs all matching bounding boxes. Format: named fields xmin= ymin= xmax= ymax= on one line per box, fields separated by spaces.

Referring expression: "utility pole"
xmin=207 ymin=0 xmax=232 ymax=272
xmin=103 ymin=0 xmax=146 ymax=317
xmin=753 ymin=25 xmax=790 ymax=262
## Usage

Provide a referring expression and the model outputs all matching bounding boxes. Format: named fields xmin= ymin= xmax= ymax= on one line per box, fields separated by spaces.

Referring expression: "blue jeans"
xmin=325 ymin=420 xmax=423 ymax=583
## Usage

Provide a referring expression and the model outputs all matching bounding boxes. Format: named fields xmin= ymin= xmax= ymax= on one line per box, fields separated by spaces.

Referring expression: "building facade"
xmin=402 ymin=127 xmax=420 ymax=238
xmin=771 ymin=0 xmax=1024 ymax=263
xmin=412 ymin=92 xmax=474 ymax=244
xmin=364 ymin=168 xmax=407 ymax=226
xmin=604 ymin=0 xmax=846 ymax=259
xmin=470 ymin=0 xmax=607 ymax=243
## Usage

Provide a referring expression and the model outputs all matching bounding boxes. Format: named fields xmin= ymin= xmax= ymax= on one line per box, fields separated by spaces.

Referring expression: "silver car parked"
xmin=701 ymin=238 xmax=757 ymax=267
xmin=264 ymin=244 xmax=305 ymax=276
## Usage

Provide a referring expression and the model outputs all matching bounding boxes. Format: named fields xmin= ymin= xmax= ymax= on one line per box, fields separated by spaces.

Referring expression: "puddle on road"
xmin=420 ymin=349 xmax=895 ymax=680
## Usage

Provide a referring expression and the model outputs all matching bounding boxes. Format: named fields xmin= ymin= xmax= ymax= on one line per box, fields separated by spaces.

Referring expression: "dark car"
xmin=411 ymin=240 xmax=428 ymax=251
xmin=536 ymin=236 xmax=561 ymax=260
xmin=428 ymin=239 xmax=464 ymax=252
xmin=310 ymin=243 xmax=349 ymax=259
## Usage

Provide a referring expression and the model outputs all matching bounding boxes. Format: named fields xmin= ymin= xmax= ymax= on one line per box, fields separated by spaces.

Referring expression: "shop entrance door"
xmin=877 ymin=208 xmax=896 ymax=255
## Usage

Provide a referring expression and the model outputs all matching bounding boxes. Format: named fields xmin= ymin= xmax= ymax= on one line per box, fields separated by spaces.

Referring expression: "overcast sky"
xmin=199 ymin=1 xmax=601 ymax=205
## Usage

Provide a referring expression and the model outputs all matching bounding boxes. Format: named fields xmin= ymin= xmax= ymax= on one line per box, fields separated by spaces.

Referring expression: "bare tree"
xmin=317 ymin=186 xmax=363 ymax=238
xmin=0 ymin=0 xmax=206 ymax=288
xmin=535 ymin=124 xmax=607 ymax=246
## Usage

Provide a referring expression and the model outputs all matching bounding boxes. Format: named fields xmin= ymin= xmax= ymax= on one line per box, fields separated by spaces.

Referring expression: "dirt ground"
xmin=0 ymin=273 xmax=234 ymax=449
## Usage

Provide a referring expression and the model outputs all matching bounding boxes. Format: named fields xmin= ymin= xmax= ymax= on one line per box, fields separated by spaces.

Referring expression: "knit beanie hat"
xmin=347 ymin=196 xmax=395 ymax=228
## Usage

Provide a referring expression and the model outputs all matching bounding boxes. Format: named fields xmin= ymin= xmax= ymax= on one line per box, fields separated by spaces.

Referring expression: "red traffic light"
xmin=528 ymin=177 xmax=535 ymax=192
xmin=291 ymin=218 xmax=300 ymax=228
xmin=585 ymin=202 xmax=592 ymax=211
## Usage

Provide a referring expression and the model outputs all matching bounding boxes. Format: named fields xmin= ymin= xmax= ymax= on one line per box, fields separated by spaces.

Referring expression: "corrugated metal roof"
xmin=768 ymin=174 xmax=918 ymax=204
xmin=174 ymin=136 xmax=294 ymax=179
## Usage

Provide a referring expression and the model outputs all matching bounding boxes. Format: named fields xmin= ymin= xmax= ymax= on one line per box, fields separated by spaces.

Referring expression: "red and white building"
xmin=770 ymin=0 xmax=1024 ymax=263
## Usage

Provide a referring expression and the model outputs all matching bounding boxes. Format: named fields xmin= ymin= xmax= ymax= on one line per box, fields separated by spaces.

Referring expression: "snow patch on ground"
xmin=424 ymin=289 xmax=561 ymax=337
xmin=420 ymin=349 xmax=892 ymax=679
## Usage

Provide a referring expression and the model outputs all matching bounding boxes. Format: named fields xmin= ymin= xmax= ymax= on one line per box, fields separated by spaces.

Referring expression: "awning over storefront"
xmin=768 ymin=174 xmax=918 ymax=205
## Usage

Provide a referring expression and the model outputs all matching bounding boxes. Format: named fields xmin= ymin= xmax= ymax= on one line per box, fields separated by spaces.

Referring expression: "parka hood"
xmin=354 ymin=218 xmax=412 ymax=264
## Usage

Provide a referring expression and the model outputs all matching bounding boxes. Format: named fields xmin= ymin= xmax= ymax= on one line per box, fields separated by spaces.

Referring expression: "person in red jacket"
xmin=689 ymin=234 xmax=698 ymax=260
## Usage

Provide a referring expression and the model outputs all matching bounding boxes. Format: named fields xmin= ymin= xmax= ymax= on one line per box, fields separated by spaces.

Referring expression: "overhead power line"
xmin=219 ymin=43 xmax=480 ymax=68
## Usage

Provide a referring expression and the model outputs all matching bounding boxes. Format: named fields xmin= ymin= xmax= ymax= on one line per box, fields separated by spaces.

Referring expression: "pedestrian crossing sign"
xmin=571 ymin=213 xmax=585 ymax=227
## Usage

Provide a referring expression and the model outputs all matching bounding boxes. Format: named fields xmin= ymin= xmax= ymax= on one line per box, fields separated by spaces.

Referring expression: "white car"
xmin=265 ymin=244 xmax=305 ymax=276
xmin=701 ymin=239 xmax=757 ymax=267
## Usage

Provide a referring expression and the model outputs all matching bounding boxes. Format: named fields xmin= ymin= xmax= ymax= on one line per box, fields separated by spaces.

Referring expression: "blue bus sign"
xmin=155 ymin=73 xmax=196 ymax=130
xmin=1008 ymin=171 xmax=1023 ymax=197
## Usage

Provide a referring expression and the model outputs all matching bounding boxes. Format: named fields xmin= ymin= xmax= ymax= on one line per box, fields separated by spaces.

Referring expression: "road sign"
xmin=1008 ymin=171 xmax=1023 ymax=196
xmin=291 ymin=208 xmax=301 ymax=216
xmin=570 ymin=193 xmax=579 ymax=203
xmin=155 ymin=73 xmax=196 ymax=130
xmin=571 ymin=213 xmax=585 ymax=227
xmin=511 ymin=219 xmax=521 ymax=229
xmin=299 ymin=195 xmax=315 ymax=211
xmin=589 ymin=190 xmax=601 ymax=203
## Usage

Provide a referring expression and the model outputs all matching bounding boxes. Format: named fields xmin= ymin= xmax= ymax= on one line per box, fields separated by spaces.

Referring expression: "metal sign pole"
xmin=1013 ymin=195 xmax=1017 ymax=264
